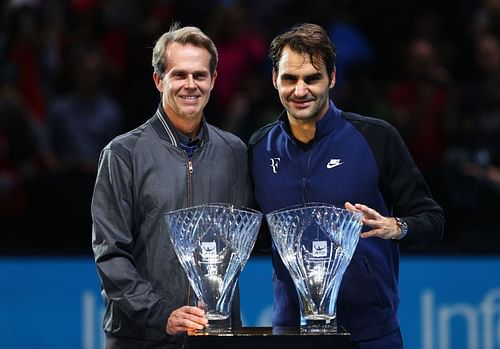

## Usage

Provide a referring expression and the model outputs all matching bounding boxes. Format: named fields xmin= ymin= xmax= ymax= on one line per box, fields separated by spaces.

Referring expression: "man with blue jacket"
xmin=249 ymin=23 xmax=444 ymax=348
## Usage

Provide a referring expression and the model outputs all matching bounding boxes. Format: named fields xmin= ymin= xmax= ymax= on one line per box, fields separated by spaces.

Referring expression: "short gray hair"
xmin=152 ymin=23 xmax=218 ymax=77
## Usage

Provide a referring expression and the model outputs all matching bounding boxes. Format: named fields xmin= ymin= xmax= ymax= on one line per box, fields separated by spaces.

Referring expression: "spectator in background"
xmin=444 ymin=31 xmax=500 ymax=251
xmin=459 ymin=32 xmax=500 ymax=155
xmin=0 ymin=65 xmax=50 ymax=248
xmin=387 ymin=37 xmax=452 ymax=195
xmin=4 ymin=4 xmax=48 ymax=124
xmin=324 ymin=7 xmax=382 ymax=118
xmin=47 ymin=48 xmax=122 ymax=172
xmin=471 ymin=0 xmax=500 ymax=39
xmin=327 ymin=13 xmax=376 ymax=88
xmin=41 ymin=48 xmax=123 ymax=251
xmin=205 ymin=1 xmax=267 ymax=127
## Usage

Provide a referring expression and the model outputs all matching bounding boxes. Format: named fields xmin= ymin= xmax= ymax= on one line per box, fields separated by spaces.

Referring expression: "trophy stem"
xmin=301 ymin=317 xmax=337 ymax=334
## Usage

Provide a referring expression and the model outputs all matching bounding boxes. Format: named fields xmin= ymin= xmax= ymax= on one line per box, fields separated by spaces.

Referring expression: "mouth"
xmin=290 ymin=99 xmax=313 ymax=108
xmin=179 ymin=95 xmax=201 ymax=104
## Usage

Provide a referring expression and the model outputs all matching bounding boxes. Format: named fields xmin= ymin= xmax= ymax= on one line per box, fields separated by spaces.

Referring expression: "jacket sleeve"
xmin=247 ymin=123 xmax=275 ymax=254
xmin=91 ymin=147 xmax=172 ymax=332
xmin=232 ymin=140 xmax=253 ymax=208
xmin=380 ymin=125 xmax=445 ymax=250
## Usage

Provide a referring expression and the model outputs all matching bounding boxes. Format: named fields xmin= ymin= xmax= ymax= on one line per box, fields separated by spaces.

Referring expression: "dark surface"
xmin=186 ymin=326 xmax=351 ymax=349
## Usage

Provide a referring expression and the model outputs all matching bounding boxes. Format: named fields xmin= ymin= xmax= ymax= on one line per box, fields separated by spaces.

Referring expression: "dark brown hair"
xmin=269 ymin=23 xmax=336 ymax=77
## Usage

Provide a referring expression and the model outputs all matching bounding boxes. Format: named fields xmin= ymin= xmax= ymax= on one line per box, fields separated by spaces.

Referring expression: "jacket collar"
xmin=279 ymin=100 xmax=342 ymax=145
xmin=151 ymin=104 xmax=209 ymax=146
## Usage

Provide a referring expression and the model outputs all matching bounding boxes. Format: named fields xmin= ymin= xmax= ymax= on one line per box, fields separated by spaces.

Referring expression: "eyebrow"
xmin=280 ymin=72 xmax=323 ymax=80
xmin=169 ymin=68 xmax=210 ymax=76
xmin=280 ymin=73 xmax=297 ymax=80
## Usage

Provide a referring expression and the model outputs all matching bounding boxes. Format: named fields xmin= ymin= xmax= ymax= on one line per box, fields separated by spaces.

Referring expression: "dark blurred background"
xmin=1 ymin=0 xmax=499 ymax=255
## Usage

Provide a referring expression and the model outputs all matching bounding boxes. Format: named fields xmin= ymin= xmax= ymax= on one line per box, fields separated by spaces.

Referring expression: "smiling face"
xmin=273 ymin=46 xmax=335 ymax=126
xmin=153 ymin=42 xmax=216 ymax=126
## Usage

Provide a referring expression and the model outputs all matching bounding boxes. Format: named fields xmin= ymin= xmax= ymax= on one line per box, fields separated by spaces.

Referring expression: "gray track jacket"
xmin=91 ymin=107 xmax=251 ymax=346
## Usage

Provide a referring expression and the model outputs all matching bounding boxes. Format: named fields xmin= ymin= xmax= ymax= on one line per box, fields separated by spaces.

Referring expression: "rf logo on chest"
xmin=270 ymin=157 xmax=281 ymax=174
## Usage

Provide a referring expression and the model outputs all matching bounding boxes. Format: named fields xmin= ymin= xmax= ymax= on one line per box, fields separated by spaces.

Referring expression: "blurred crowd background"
xmin=1 ymin=0 xmax=499 ymax=255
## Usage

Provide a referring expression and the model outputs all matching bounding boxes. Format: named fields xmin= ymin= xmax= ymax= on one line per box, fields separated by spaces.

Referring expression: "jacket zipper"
xmin=187 ymin=159 xmax=194 ymax=206
xmin=301 ymin=177 xmax=307 ymax=202
xmin=186 ymin=157 xmax=194 ymax=306
xmin=301 ymin=150 xmax=313 ymax=203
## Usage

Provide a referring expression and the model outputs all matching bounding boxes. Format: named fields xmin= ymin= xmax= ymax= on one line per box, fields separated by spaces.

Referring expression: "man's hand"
xmin=166 ymin=306 xmax=208 ymax=335
xmin=344 ymin=202 xmax=402 ymax=240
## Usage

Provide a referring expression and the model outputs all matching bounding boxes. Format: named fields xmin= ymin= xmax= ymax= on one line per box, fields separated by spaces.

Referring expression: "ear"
xmin=210 ymin=70 xmax=218 ymax=90
xmin=153 ymin=72 xmax=163 ymax=93
xmin=272 ymin=70 xmax=278 ymax=89
xmin=329 ymin=67 xmax=336 ymax=88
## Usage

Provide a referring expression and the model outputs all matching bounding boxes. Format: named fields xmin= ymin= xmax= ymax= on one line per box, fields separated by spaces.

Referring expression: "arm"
xmin=382 ymin=125 xmax=444 ymax=249
xmin=345 ymin=120 xmax=444 ymax=249
xmin=247 ymin=127 xmax=273 ymax=254
xmin=91 ymin=148 xmax=206 ymax=334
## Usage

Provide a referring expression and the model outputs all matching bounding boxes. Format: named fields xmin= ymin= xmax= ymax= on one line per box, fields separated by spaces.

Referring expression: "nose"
xmin=294 ymin=80 xmax=307 ymax=97
xmin=185 ymin=74 xmax=195 ymax=88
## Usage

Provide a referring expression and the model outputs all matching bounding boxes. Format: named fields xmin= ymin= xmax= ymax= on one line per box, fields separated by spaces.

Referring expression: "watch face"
xmin=396 ymin=218 xmax=408 ymax=239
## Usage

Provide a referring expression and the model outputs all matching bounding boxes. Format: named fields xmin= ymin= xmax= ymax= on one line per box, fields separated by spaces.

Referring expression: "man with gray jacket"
xmin=91 ymin=24 xmax=250 ymax=348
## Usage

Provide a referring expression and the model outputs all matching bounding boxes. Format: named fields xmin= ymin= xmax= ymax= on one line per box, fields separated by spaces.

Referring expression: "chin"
xmin=181 ymin=110 xmax=203 ymax=119
xmin=292 ymin=110 xmax=314 ymax=119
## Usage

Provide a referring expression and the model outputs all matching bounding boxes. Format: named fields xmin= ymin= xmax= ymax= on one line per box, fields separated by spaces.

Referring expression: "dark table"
xmin=186 ymin=327 xmax=351 ymax=349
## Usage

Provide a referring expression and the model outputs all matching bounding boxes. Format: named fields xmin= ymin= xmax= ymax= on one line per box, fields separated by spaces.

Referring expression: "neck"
xmin=164 ymin=109 xmax=202 ymax=138
xmin=288 ymin=118 xmax=317 ymax=144
xmin=288 ymin=100 xmax=331 ymax=143
xmin=174 ymin=119 xmax=201 ymax=138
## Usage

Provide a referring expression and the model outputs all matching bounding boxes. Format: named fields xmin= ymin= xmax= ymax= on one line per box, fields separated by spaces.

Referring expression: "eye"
xmin=281 ymin=74 xmax=297 ymax=84
xmin=305 ymin=74 xmax=322 ymax=84
xmin=193 ymin=72 xmax=209 ymax=80
xmin=173 ymin=71 xmax=187 ymax=79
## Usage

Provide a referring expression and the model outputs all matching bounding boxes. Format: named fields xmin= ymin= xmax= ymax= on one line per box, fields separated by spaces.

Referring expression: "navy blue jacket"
xmin=249 ymin=101 xmax=444 ymax=341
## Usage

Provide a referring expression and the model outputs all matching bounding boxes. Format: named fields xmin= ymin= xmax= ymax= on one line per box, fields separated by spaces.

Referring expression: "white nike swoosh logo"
xmin=327 ymin=159 xmax=343 ymax=169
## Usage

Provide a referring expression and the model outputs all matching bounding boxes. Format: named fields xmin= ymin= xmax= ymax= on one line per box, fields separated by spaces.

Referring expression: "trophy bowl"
xmin=164 ymin=203 xmax=262 ymax=333
xmin=266 ymin=203 xmax=362 ymax=333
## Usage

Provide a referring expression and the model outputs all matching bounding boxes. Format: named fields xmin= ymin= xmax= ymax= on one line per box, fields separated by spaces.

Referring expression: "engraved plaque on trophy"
xmin=165 ymin=203 xmax=262 ymax=333
xmin=266 ymin=203 xmax=362 ymax=333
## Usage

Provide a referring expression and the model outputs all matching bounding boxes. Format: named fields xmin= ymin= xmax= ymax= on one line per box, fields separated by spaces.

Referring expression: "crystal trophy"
xmin=164 ymin=203 xmax=262 ymax=333
xmin=266 ymin=203 xmax=362 ymax=333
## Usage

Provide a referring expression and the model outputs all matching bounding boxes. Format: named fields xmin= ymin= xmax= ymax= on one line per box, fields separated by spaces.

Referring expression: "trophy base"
xmin=301 ymin=318 xmax=337 ymax=334
xmin=196 ymin=318 xmax=232 ymax=334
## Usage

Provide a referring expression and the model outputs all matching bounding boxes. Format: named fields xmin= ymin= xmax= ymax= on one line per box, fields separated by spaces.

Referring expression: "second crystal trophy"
xmin=164 ymin=203 xmax=262 ymax=333
xmin=266 ymin=203 xmax=362 ymax=333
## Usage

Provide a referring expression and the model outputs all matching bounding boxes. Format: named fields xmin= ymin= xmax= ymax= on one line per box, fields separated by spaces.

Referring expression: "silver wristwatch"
xmin=394 ymin=217 xmax=408 ymax=240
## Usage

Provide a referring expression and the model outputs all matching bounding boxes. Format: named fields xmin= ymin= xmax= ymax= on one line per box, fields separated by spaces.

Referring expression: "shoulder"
xmin=103 ymin=119 xmax=153 ymax=160
xmin=341 ymin=111 xmax=404 ymax=149
xmin=248 ymin=121 xmax=280 ymax=147
xmin=342 ymin=111 xmax=397 ymax=135
xmin=206 ymin=123 xmax=247 ymax=152
xmin=341 ymin=111 xmax=409 ymax=167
